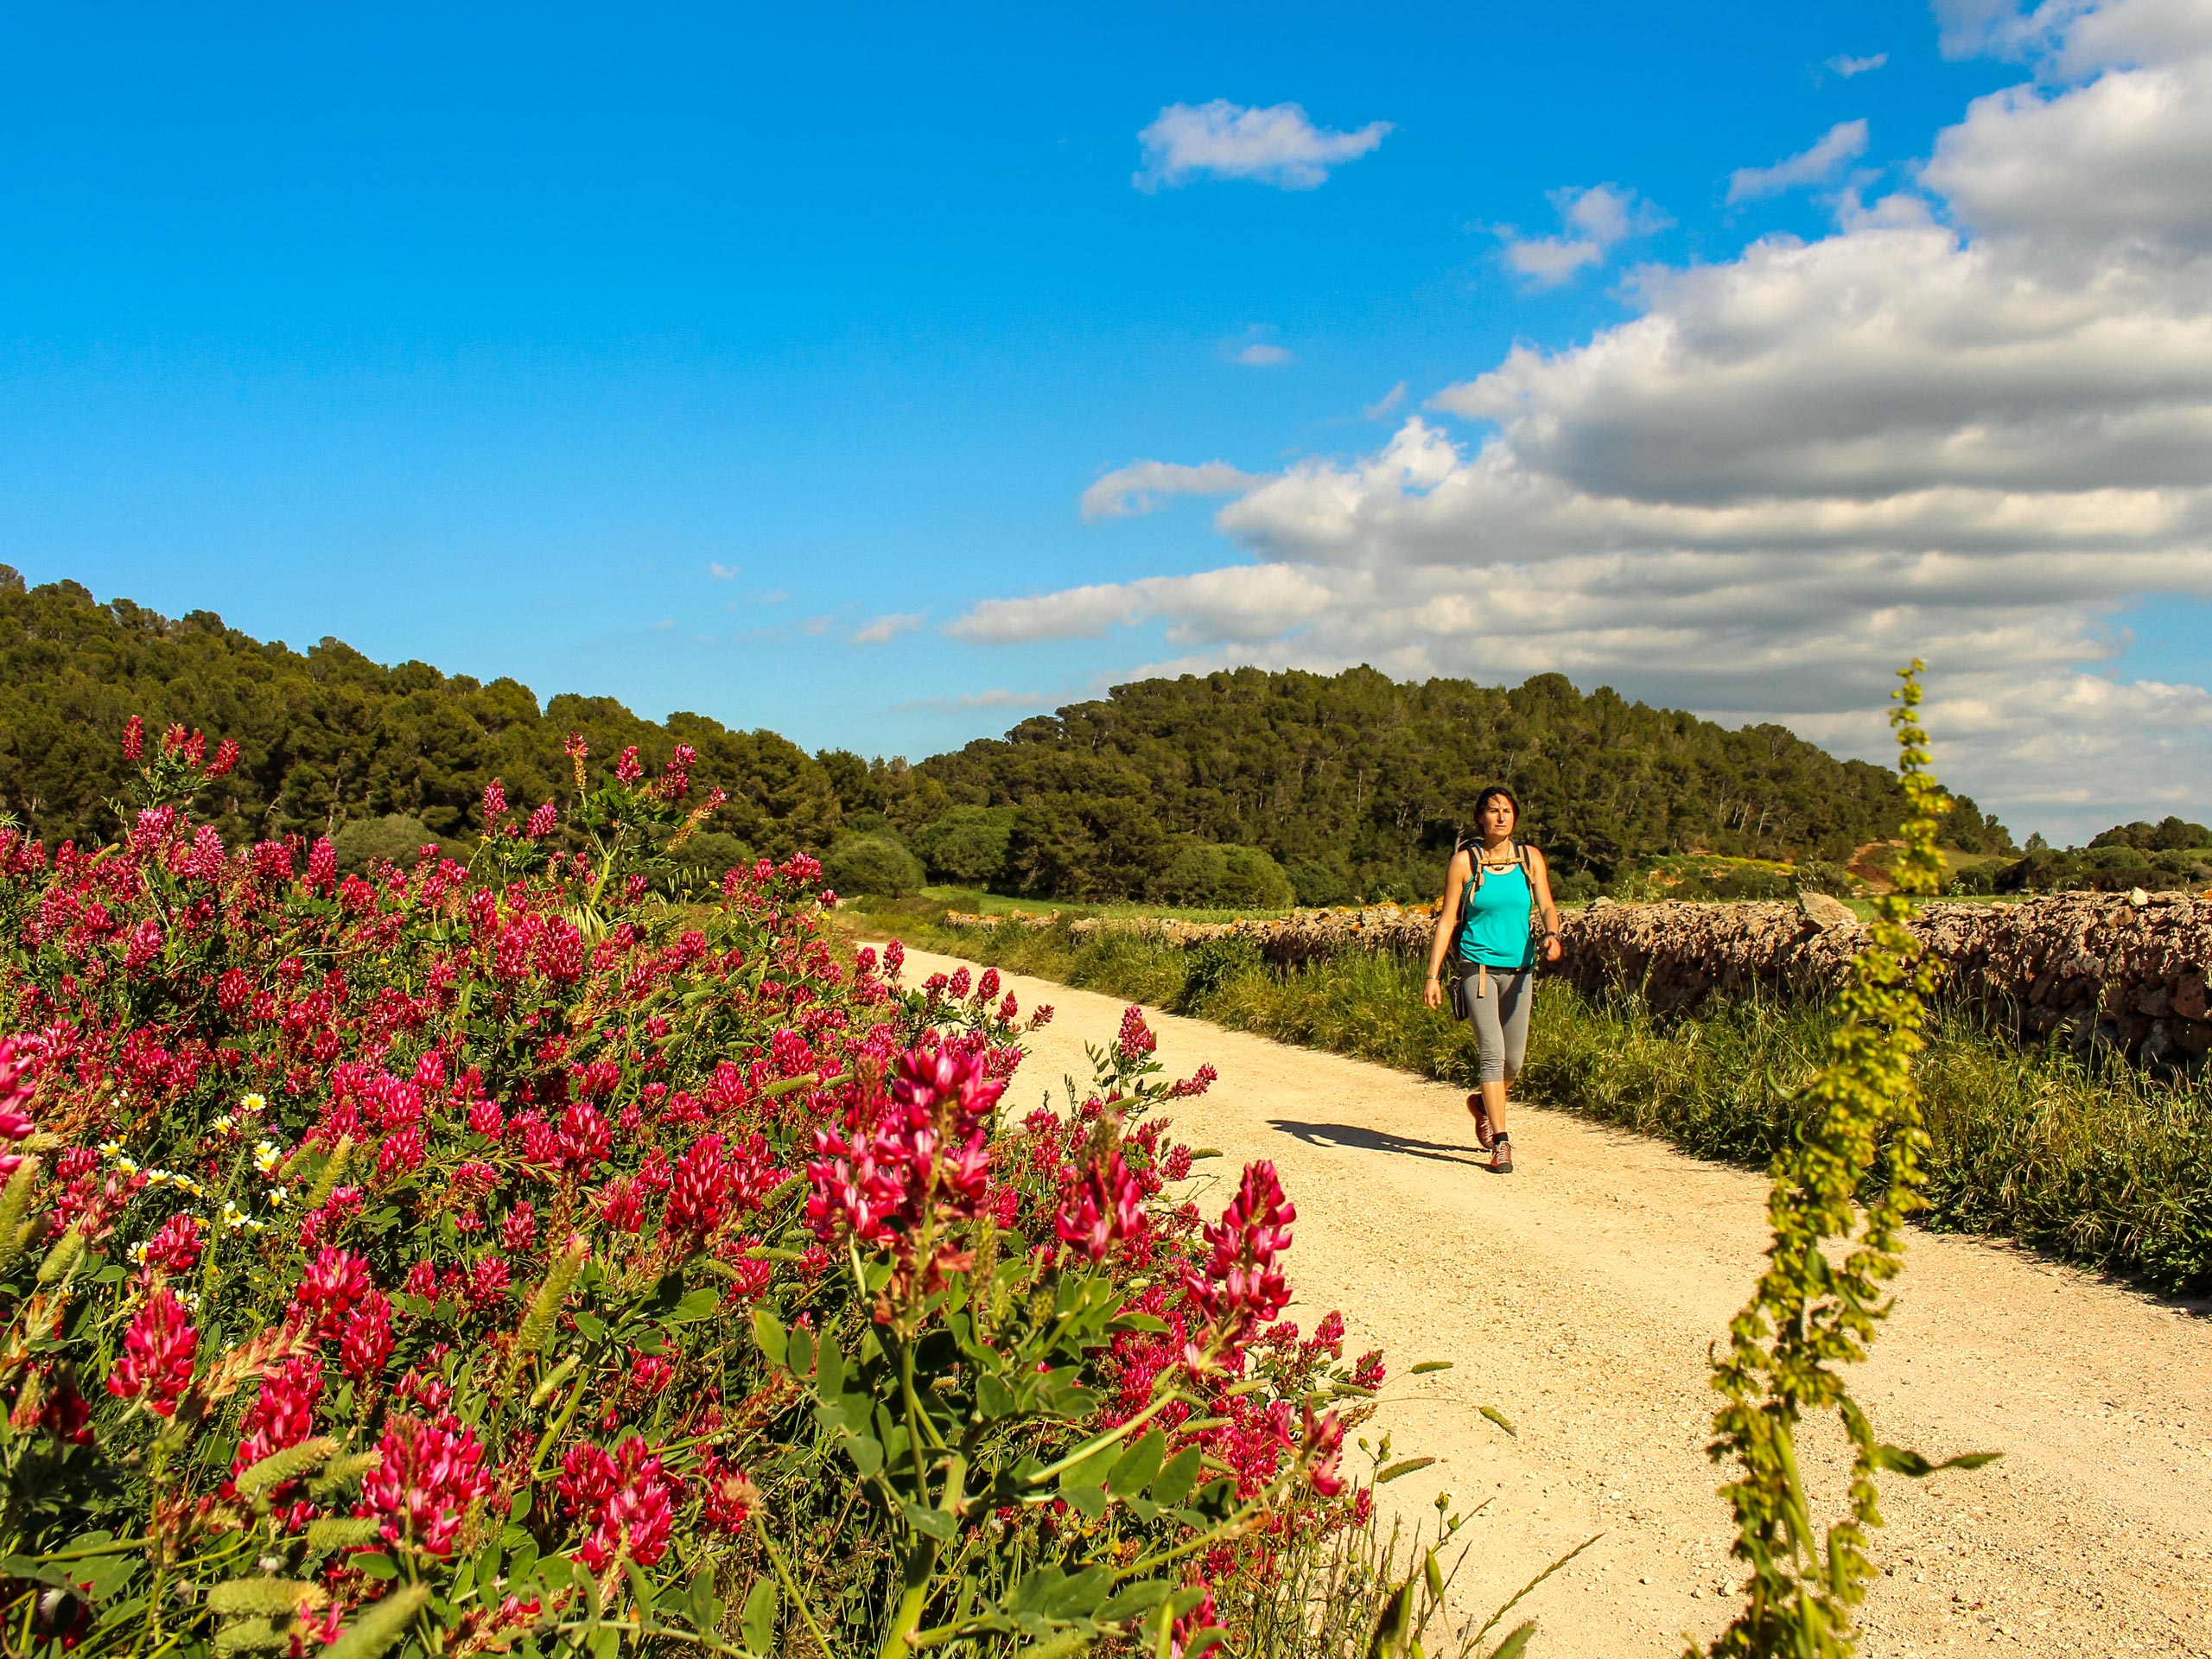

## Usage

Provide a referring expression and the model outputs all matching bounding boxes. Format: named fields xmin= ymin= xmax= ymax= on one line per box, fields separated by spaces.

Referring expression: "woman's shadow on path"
xmin=1268 ymin=1118 xmax=1494 ymax=1169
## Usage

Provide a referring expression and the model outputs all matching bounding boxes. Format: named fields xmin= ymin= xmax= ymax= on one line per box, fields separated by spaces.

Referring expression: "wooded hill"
xmin=0 ymin=570 xmax=2012 ymax=902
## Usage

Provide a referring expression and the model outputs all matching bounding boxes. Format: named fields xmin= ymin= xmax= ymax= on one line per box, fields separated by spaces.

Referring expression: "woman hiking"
xmin=1421 ymin=785 xmax=1564 ymax=1173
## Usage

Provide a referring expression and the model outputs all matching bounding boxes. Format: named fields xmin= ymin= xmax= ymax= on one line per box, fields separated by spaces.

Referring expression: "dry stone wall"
xmin=940 ymin=892 xmax=2212 ymax=1068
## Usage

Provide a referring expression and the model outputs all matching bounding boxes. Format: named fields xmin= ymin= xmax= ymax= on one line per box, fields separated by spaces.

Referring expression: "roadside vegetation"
xmin=0 ymin=720 xmax=1554 ymax=1658
xmin=858 ymin=905 xmax=2212 ymax=1299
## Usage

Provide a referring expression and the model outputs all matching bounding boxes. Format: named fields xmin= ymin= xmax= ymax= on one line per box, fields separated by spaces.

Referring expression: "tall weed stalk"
xmin=1693 ymin=667 xmax=1996 ymax=1654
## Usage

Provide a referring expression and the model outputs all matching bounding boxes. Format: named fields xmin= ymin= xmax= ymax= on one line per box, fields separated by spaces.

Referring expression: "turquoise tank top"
xmin=1454 ymin=858 xmax=1534 ymax=969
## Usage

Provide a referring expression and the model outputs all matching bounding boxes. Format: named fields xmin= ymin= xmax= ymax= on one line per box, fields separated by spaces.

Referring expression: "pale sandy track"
xmin=896 ymin=944 xmax=2212 ymax=1658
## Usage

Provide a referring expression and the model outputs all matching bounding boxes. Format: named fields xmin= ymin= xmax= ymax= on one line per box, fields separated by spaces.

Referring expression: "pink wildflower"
xmin=1054 ymin=1150 xmax=1147 ymax=1263
xmin=105 ymin=1287 xmax=198 ymax=1415
xmin=359 ymin=1415 xmax=488 ymax=1558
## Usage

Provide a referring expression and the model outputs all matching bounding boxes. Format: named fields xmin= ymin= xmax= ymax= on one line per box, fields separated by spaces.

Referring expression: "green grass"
xmin=876 ymin=914 xmax=2212 ymax=1298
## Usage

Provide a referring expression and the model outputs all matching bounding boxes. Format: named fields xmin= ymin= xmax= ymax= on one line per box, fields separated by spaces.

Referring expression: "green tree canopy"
xmin=909 ymin=805 xmax=1016 ymax=886
xmin=0 ymin=571 xmax=2015 ymax=905
xmin=823 ymin=833 xmax=925 ymax=898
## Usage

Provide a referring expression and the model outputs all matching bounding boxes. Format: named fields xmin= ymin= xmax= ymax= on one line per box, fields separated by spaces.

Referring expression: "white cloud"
xmin=1134 ymin=99 xmax=1391 ymax=192
xmin=1827 ymin=51 xmax=1890 ymax=76
xmin=1497 ymin=184 xmax=1666 ymax=289
xmin=1503 ymin=235 xmax=1605 ymax=285
xmin=1364 ymin=382 xmax=1408 ymax=420
xmin=1081 ymin=460 xmax=1261 ymax=522
xmin=1936 ymin=0 xmax=2212 ymax=71
xmin=1726 ymin=118 xmax=1872 ymax=200
xmin=707 ymin=561 xmax=740 ymax=580
xmin=758 ymin=588 xmax=790 ymax=605
xmin=1923 ymin=49 xmax=2212 ymax=263
xmin=1231 ymin=341 xmax=1295 ymax=366
xmin=853 ymin=611 xmax=926 ymax=645
xmin=954 ymin=0 xmax=2212 ymax=838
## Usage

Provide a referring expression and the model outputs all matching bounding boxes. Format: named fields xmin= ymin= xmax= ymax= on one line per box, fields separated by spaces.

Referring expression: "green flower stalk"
xmin=1699 ymin=663 xmax=1997 ymax=1659
xmin=513 ymin=1231 xmax=589 ymax=1364
xmin=0 ymin=1157 xmax=40 ymax=1274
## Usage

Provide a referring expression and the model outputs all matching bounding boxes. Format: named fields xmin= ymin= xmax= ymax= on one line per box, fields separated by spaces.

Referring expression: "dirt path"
xmin=896 ymin=944 xmax=2212 ymax=1657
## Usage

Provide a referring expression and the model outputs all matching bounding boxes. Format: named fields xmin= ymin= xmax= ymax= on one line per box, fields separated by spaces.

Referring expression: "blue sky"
xmin=4 ymin=1 xmax=2209 ymax=838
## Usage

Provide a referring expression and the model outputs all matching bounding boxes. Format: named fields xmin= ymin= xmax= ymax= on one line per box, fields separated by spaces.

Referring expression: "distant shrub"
xmin=675 ymin=828 xmax=756 ymax=874
xmin=1995 ymin=843 xmax=2212 ymax=893
xmin=1710 ymin=866 xmax=1791 ymax=900
xmin=1152 ymin=842 xmax=1295 ymax=910
xmin=1287 ymin=858 xmax=1355 ymax=908
xmin=823 ymin=831 xmax=925 ymax=897
xmin=2088 ymin=815 xmax=2212 ymax=852
xmin=909 ymin=804 xmax=1015 ymax=886
xmin=329 ymin=811 xmax=454 ymax=874
xmin=1544 ymin=866 xmax=1599 ymax=903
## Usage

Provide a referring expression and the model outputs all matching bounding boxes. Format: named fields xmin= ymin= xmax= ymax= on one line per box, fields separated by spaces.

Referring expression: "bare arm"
xmin=1423 ymin=849 xmax=1472 ymax=1003
xmin=1527 ymin=847 xmax=1564 ymax=963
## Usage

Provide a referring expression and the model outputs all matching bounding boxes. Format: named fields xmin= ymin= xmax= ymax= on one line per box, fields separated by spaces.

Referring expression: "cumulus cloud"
xmin=1924 ymin=48 xmax=2212 ymax=262
xmin=852 ymin=611 xmax=925 ymax=645
xmin=1828 ymin=52 xmax=1890 ymax=76
xmin=1134 ymin=99 xmax=1391 ymax=191
xmin=1081 ymin=460 xmax=1262 ymax=522
xmin=1726 ymin=118 xmax=1871 ymax=200
xmin=1937 ymin=0 xmax=2212 ymax=70
xmin=1497 ymin=184 xmax=1667 ymax=288
xmin=953 ymin=0 xmax=2212 ymax=837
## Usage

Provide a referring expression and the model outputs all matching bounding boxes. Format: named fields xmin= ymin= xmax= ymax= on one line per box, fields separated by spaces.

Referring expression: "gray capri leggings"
xmin=1461 ymin=966 xmax=1533 ymax=1084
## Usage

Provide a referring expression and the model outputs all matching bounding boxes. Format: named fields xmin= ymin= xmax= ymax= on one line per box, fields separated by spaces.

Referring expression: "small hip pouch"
xmin=1446 ymin=960 xmax=1491 ymax=1020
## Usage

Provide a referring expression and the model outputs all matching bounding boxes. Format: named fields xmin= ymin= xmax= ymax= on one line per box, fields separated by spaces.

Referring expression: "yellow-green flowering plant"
xmin=1698 ymin=664 xmax=1997 ymax=1659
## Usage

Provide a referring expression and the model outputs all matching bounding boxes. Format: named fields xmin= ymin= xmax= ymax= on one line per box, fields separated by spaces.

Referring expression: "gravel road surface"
xmin=897 ymin=944 xmax=2212 ymax=1657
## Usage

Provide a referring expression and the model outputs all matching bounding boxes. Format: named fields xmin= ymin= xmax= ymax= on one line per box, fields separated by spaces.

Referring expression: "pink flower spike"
xmin=105 ymin=1287 xmax=198 ymax=1416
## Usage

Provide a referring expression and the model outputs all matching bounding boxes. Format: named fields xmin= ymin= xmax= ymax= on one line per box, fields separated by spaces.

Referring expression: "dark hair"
xmin=1471 ymin=785 xmax=1520 ymax=833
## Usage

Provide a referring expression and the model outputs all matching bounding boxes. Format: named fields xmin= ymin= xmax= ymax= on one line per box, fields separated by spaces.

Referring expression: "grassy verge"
xmin=864 ymin=912 xmax=2212 ymax=1298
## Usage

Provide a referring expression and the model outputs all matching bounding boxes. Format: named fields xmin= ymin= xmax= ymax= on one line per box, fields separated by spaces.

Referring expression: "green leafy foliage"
xmin=823 ymin=833 xmax=926 ymax=897
xmin=1695 ymin=664 xmax=1996 ymax=1658
xmin=0 ymin=574 xmax=2012 ymax=908
xmin=329 ymin=813 xmax=466 ymax=874
xmin=2089 ymin=815 xmax=2212 ymax=852
xmin=887 ymin=666 xmax=2014 ymax=898
xmin=1151 ymin=843 xmax=1296 ymax=911
xmin=0 ymin=717 xmax=1438 ymax=1658
xmin=0 ymin=571 xmax=839 ymax=856
xmin=908 ymin=806 xmax=1016 ymax=886
xmin=1993 ymin=840 xmax=2212 ymax=893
